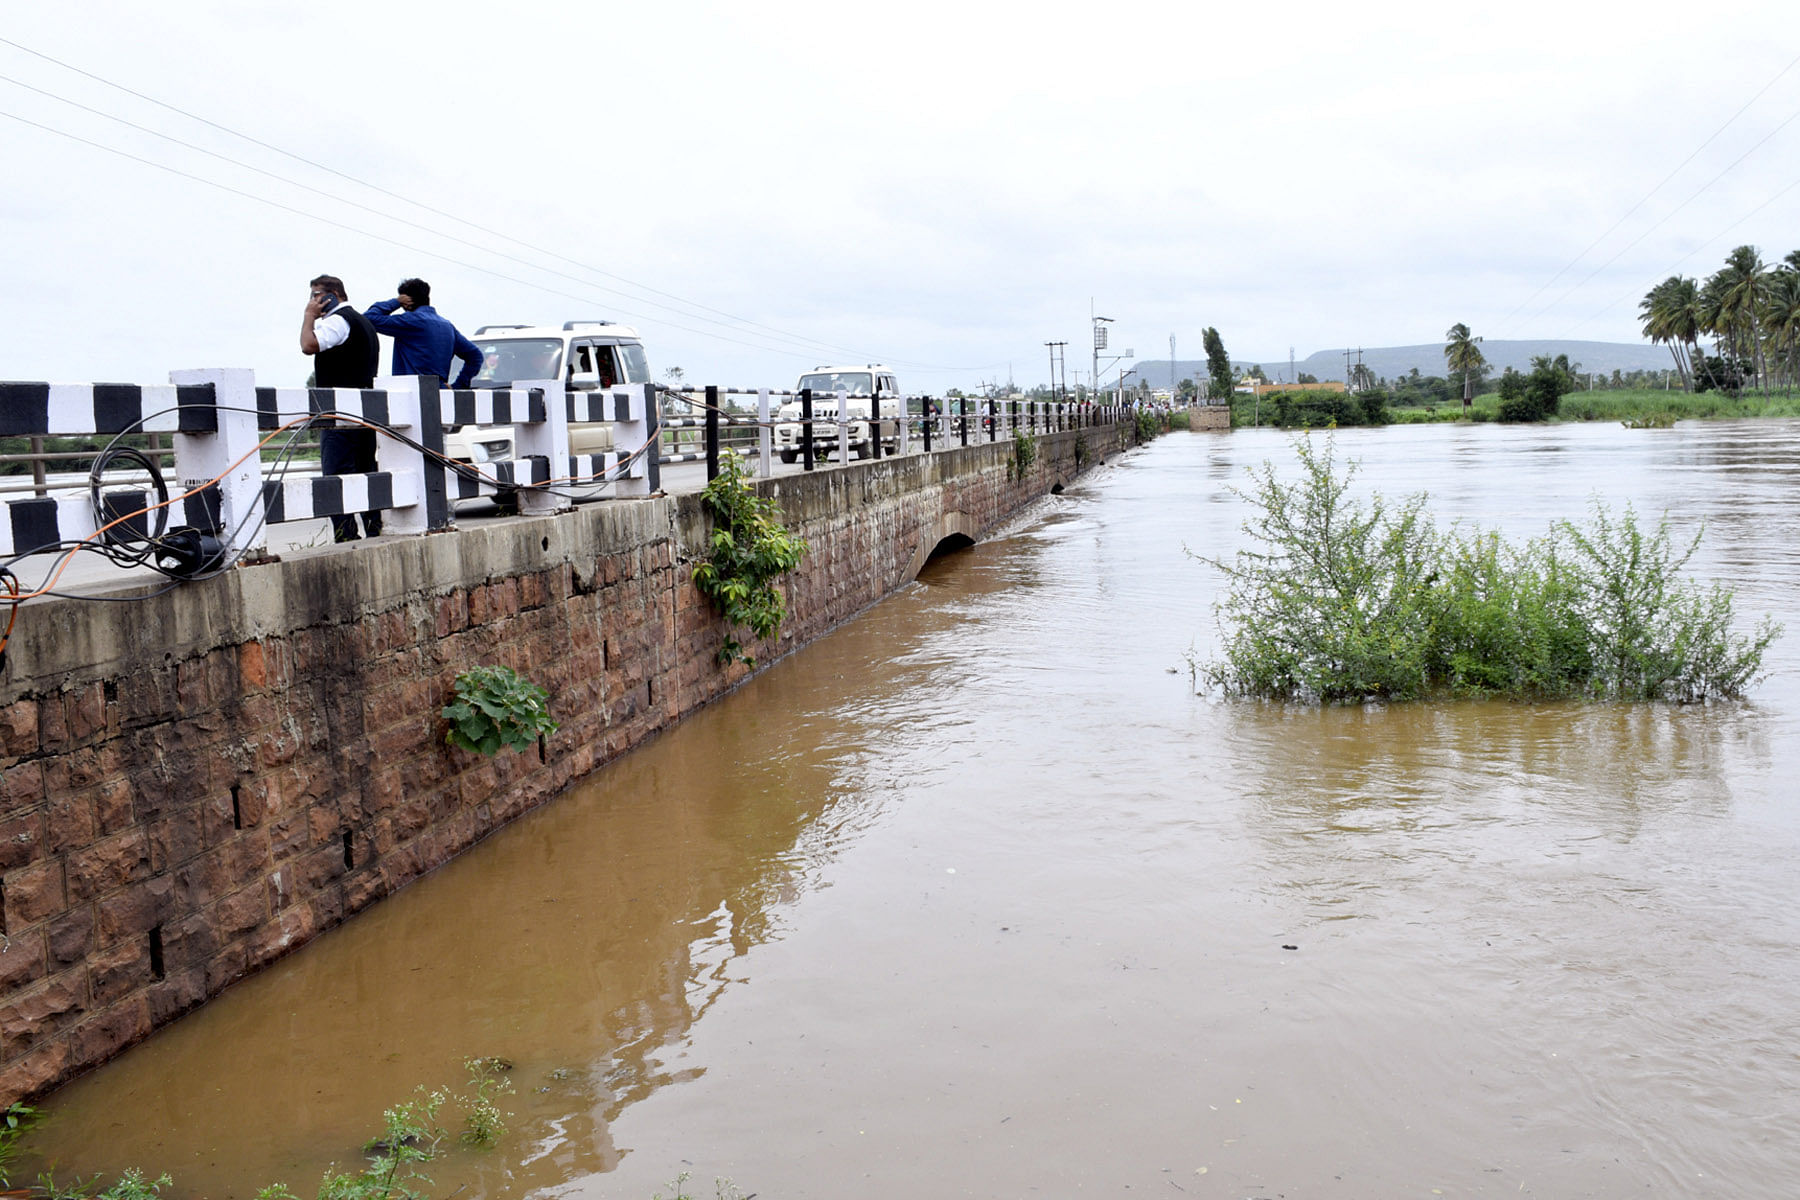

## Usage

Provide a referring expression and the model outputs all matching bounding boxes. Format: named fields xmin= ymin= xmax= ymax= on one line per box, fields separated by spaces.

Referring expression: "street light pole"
xmin=1092 ymin=303 xmax=1114 ymax=412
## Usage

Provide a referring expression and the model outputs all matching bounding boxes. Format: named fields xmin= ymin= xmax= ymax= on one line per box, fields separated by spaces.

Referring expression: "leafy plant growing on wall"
xmin=693 ymin=453 xmax=808 ymax=666
xmin=1133 ymin=407 xmax=1162 ymax=442
xmin=1008 ymin=430 xmax=1038 ymax=481
xmin=441 ymin=665 xmax=558 ymax=755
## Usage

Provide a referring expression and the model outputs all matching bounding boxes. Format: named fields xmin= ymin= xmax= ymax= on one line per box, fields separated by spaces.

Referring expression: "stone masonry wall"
xmin=0 ymin=423 xmax=1132 ymax=1102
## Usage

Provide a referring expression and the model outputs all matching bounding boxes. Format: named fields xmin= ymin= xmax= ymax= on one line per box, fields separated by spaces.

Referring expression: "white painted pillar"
xmin=169 ymin=368 xmax=266 ymax=558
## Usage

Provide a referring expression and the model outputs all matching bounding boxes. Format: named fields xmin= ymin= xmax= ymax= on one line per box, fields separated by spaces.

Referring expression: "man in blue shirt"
xmin=364 ymin=278 xmax=484 ymax=387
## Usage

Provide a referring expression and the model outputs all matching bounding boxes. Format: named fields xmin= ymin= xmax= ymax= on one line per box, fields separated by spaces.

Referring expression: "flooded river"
xmin=25 ymin=420 xmax=1800 ymax=1198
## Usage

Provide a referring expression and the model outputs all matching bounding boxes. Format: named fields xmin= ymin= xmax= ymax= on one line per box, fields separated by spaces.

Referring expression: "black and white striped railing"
xmin=1 ymin=372 xmax=660 ymax=563
xmin=0 ymin=380 xmax=220 ymax=436
xmin=260 ymin=471 xmax=418 ymax=524
xmin=443 ymin=387 xmax=549 ymax=429
xmin=446 ymin=456 xmax=551 ymax=501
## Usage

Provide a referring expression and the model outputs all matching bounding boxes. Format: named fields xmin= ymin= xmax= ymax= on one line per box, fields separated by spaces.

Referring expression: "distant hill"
xmin=1121 ymin=340 xmax=1674 ymax=390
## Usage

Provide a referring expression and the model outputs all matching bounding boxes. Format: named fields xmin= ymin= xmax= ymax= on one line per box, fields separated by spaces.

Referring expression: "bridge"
xmin=0 ymin=365 xmax=1142 ymax=1101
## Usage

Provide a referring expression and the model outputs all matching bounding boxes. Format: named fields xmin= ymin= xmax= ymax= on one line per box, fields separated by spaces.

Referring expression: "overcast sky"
xmin=4 ymin=1 xmax=1798 ymax=392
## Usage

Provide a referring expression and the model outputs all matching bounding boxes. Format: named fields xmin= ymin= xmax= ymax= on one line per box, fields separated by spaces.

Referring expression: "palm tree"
xmin=1702 ymin=245 xmax=1771 ymax=392
xmin=1640 ymin=275 xmax=1701 ymax=391
xmin=1762 ymin=265 xmax=1800 ymax=396
xmin=1443 ymin=323 xmax=1485 ymax=412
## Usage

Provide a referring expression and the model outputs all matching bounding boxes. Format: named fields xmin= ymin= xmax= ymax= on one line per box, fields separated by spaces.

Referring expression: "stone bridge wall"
xmin=0 ymin=423 xmax=1131 ymax=1101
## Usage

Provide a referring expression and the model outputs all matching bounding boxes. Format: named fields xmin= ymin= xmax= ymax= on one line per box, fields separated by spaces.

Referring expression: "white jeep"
xmin=774 ymin=366 xmax=901 ymax=463
xmin=442 ymin=321 xmax=651 ymax=464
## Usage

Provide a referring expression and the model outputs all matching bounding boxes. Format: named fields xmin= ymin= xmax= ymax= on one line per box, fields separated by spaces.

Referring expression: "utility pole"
xmin=1046 ymin=341 xmax=1068 ymax=401
xmin=1092 ymin=302 xmax=1112 ymax=411
xmin=1169 ymin=333 xmax=1177 ymax=401
xmin=1289 ymin=345 xmax=1296 ymax=385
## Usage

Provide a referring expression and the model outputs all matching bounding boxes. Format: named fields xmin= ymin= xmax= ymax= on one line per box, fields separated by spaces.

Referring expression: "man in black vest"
xmin=301 ymin=274 xmax=383 ymax=542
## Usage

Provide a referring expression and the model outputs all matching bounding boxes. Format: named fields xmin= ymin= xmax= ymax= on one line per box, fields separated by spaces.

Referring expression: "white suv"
xmin=443 ymin=321 xmax=651 ymax=463
xmin=774 ymin=366 xmax=901 ymax=462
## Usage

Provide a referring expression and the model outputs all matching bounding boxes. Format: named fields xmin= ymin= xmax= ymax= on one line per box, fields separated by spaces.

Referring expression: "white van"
xmin=443 ymin=321 xmax=651 ymax=463
xmin=773 ymin=366 xmax=902 ymax=462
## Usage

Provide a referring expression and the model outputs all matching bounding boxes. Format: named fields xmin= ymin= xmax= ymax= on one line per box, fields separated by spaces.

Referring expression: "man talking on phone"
xmin=300 ymin=274 xmax=383 ymax=542
xmin=363 ymin=277 xmax=483 ymax=388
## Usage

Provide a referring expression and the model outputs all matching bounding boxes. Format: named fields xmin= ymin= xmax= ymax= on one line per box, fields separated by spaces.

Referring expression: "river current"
xmin=26 ymin=419 xmax=1800 ymax=1198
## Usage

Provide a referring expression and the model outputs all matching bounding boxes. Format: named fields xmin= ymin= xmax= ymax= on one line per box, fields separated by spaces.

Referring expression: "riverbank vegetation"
xmin=1 ymin=1060 xmax=515 ymax=1199
xmin=1233 ymin=383 xmax=1800 ymax=429
xmin=1192 ymin=438 xmax=1779 ymax=704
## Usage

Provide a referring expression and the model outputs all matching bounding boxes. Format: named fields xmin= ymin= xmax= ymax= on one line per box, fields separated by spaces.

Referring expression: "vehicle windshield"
xmin=619 ymin=343 xmax=651 ymax=384
xmin=472 ymin=338 xmax=563 ymax=387
xmin=797 ymin=371 xmax=873 ymax=395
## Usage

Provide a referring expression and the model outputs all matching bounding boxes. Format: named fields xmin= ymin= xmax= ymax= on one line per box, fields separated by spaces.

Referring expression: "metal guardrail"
xmin=657 ymin=386 xmax=1121 ymax=478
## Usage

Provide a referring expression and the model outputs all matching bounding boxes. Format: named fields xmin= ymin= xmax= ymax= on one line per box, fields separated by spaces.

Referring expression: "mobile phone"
xmin=315 ymin=293 xmax=339 ymax=316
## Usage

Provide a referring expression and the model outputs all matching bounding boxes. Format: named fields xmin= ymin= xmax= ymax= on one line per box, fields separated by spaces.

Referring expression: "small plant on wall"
xmin=693 ymin=453 xmax=808 ymax=666
xmin=441 ymin=664 xmax=559 ymax=755
xmin=1008 ymin=430 xmax=1038 ymax=481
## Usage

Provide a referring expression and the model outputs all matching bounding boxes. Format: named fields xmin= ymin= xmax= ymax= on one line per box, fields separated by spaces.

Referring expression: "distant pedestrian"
xmin=300 ymin=274 xmax=383 ymax=542
xmin=364 ymin=278 xmax=483 ymax=388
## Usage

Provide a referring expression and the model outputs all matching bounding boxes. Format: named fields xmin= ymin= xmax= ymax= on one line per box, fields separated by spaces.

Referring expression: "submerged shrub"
xmin=1193 ymin=437 xmax=1778 ymax=703
xmin=1194 ymin=437 xmax=1440 ymax=701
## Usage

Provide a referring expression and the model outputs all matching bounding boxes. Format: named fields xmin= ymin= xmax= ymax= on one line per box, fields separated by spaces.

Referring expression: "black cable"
xmin=87 ymin=443 xmax=168 ymax=567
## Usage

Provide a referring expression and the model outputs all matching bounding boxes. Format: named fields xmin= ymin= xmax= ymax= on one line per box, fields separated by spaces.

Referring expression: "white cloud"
xmin=4 ymin=0 xmax=1799 ymax=390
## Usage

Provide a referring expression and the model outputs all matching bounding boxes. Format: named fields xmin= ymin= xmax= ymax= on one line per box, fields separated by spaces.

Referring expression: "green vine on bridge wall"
xmin=1007 ymin=430 xmax=1038 ymax=481
xmin=693 ymin=454 xmax=808 ymax=666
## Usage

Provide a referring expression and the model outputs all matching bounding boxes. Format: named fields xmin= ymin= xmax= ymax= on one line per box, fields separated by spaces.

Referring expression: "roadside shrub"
xmin=1192 ymin=437 xmax=1779 ymax=703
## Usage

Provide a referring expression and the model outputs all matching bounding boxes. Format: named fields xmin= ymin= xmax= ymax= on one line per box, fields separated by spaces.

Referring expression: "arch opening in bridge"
xmin=926 ymin=532 xmax=975 ymax=563
xmin=903 ymin=510 xmax=980 ymax=582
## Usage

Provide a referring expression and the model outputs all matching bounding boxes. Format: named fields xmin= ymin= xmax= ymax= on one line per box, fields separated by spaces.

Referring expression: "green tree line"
xmin=1640 ymin=245 xmax=1800 ymax=395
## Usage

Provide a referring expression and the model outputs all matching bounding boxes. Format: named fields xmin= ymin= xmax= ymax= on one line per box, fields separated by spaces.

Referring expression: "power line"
xmin=1497 ymin=48 xmax=1800 ymax=335
xmin=0 ymin=70 xmax=859 ymax=361
xmin=1516 ymin=99 xmax=1800 ymax=332
xmin=0 ymin=35 xmax=1001 ymax=373
xmin=0 ymin=34 xmax=858 ymax=356
xmin=0 ymin=107 xmax=836 ymax=359
xmin=1565 ymin=169 xmax=1800 ymax=337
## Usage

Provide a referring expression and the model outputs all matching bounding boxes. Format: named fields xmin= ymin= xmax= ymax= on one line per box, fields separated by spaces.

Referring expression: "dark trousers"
xmin=320 ymin=428 xmax=383 ymax=541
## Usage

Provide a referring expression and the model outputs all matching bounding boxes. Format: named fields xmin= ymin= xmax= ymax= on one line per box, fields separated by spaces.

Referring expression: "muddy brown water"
xmin=23 ymin=420 xmax=1800 ymax=1198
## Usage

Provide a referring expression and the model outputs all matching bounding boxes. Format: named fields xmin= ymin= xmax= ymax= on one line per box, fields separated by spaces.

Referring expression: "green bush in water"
xmin=1192 ymin=437 xmax=1779 ymax=703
